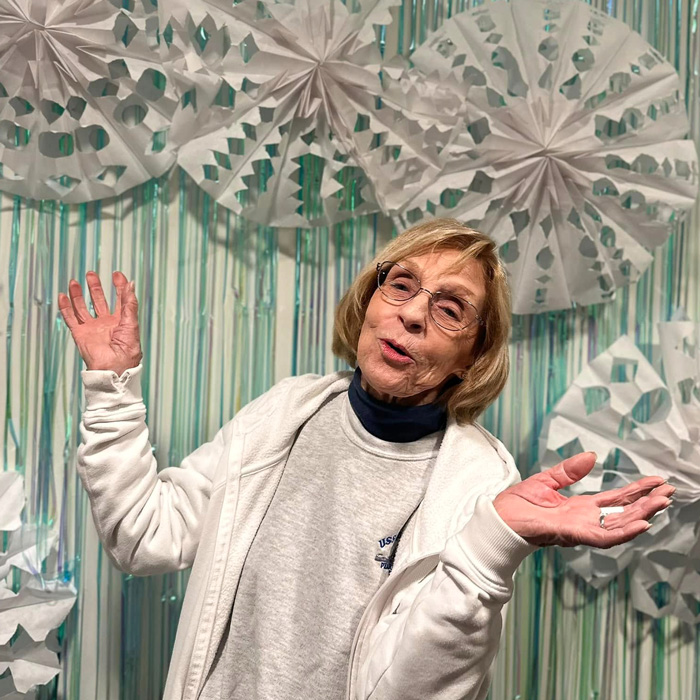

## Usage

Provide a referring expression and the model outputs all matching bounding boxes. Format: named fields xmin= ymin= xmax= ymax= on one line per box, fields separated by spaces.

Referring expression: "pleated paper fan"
xmin=159 ymin=0 xmax=453 ymax=227
xmin=0 ymin=474 xmax=76 ymax=695
xmin=383 ymin=0 xmax=698 ymax=314
xmin=0 ymin=675 xmax=36 ymax=699
xmin=539 ymin=332 xmax=700 ymax=622
xmin=0 ymin=0 xmax=178 ymax=202
xmin=0 ymin=630 xmax=61 ymax=694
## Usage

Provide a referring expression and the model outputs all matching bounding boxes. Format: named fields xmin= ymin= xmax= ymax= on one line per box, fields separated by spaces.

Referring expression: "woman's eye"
xmin=390 ymin=282 xmax=410 ymax=291
xmin=437 ymin=303 xmax=461 ymax=320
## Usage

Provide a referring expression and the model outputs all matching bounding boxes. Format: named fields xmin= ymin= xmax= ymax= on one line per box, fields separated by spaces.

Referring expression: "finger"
xmin=121 ymin=281 xmax=139 ymax=327
xmin=57 ymin=292 xmax=79 ymax=332
xmin=594 ymin=477 xmax=671 ymax=507
xmin=86 ymin=271 xmax=110 ymax=316
xmin=600 ymin=495 xmax=672 ymax=529
xmin=532 ymin=452 xmax=597 ymax=491
xmin=113 ymin=271 xmax=128 ymax=315
xmin=649 ymin=484 xmax=676 ymax=499
xmin=68 ymin=279 xmax=91 ymax=323
xmin=589 ymin=520 xmax=651 ymax=549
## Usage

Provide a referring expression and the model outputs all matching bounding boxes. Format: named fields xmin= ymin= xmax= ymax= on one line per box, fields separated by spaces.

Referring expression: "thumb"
xmin=536 ymin=452 xmax=597 ymax=491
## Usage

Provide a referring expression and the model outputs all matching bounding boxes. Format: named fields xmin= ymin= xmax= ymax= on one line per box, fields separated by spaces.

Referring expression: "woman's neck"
xmin=348 ymin=369 xmax=458 ymax=442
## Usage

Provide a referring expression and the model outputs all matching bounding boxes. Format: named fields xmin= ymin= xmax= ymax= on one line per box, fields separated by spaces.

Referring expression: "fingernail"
xmin=644 ymin=522 xmax=652 ymax=531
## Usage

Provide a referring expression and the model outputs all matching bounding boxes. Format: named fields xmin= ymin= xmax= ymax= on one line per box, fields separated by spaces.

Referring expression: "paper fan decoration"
xmin=0 ymin=0 xmax=178 ymax=201
xmin=0 ymin=474 xmax=77 ymax=694
xmin=0 ymin=675 xmax=36 ymax=700
xmin=159 ymin=0 xmax=451 ymax=227
xmin=384 ymin=0 xmax=698 ymax=314
xmin=0 ymin=580 xmax=77 ymax=646
xmin=0 ymin=631 xmax=61 ymax=694
xmin=539 ymin=333 xmax=700 ymax=621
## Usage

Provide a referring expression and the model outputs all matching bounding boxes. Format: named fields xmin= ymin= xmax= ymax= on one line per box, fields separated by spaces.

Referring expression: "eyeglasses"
xmin=375 ymin=261 xmax=484 ymax=332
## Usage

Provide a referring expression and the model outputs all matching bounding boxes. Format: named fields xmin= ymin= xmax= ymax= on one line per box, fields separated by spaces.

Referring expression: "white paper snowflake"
xmin=0 ymin=675 xmax=36 ymax=699
xmin=539 ymin=332 xmax=700 ymax=622
xmin=385 ymin=0 xmax=698 ymax=314
xmin=0 ymin=474 xmax=76 ymax=695
xmin=159 ymin=0 xmax=452 ymax=227
xmin=0 ymin=0 xmax=178 ymax=201
xmin=0 ymin=630 xmax=60 ymax=694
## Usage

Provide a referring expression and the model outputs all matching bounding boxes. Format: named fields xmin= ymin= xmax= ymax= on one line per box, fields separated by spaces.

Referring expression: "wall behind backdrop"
xmin=1 ymin=0 xmax=699 ymax=698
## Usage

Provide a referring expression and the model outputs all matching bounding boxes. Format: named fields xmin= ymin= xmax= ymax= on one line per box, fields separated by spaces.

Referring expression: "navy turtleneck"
xmin=347 ymin=368 xmax=461 ymax=443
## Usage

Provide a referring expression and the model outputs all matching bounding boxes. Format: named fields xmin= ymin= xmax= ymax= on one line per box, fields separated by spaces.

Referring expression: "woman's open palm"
xmin=493 ymin=452 xmax=675 ymax=549
xmin=58 ymin=271 xmax=142 ymax=376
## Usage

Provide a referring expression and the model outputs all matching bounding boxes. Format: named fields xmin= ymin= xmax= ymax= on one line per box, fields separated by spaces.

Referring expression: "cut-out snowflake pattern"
xmin=159 ymin=0 xmax=451 ymax=227
xmin=0 ymin=474 xmax=77 ymax=695
xmin=539 ymin=333 xmax=700 ymax=622
xmin=0 ymin=0 xmax=178 ymax=201
xmin=387 ymin=0 xmax=698 ymax=314
xmin=0 ymin=630 xmax=61 ymax=694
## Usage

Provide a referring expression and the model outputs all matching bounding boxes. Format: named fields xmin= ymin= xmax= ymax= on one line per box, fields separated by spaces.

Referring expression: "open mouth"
xmin=380 ymin=339 xmax=413 ymax=362
xmin=386 ymin=341 xmax=408 ymax=356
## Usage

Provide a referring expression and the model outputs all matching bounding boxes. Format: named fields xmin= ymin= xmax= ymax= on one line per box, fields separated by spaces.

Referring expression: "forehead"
xmin=398 ymin=250 xmax=487 ymax=300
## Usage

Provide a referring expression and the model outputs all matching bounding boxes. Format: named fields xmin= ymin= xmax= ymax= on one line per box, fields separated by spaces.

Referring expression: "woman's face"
xmin=357 ymin=249 xmax=487 ymax=406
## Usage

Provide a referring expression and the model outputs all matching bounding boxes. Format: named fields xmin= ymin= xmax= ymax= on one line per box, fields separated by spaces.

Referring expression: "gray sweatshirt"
xmin=200 ymin=392 xmax=443 ymax=699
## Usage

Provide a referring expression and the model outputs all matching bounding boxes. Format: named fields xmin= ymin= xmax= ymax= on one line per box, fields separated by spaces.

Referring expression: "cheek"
xmin=362 ymin=294 xmax=383 ymax=326
xmin=426 ymin=335 xmax=475 ymax=371
xmin=357 ymin=319 xmax=379 ymax=361
xmin=357 ymin=297 xmax=384 ymax=346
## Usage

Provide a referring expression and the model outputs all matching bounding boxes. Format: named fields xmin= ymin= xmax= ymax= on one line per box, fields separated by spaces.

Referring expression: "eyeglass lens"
xmin=378 ymin=262 xmax=476 ymax=331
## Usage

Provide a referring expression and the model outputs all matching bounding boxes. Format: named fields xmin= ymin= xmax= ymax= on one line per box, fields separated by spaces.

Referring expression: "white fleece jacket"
xmin=77 ymin=365 xmax=536 ymax=700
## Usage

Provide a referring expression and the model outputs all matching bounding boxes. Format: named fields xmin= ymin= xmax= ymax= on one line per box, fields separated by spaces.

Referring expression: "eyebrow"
xmin=400 ymin=261 xmax=478 ymax=301
xmin=440 ymin=281 xmax=477 ymax=300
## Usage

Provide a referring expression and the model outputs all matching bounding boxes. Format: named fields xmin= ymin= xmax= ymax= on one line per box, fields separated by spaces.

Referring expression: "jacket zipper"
xmin=185 ymin=434 xmax=247 ymax=700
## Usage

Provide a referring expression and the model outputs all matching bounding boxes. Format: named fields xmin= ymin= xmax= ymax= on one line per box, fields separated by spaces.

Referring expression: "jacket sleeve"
xmin=76 ymin=364 xmax=231 ymax=576
xmin=355 ymin=496 xmax=537 ymax=700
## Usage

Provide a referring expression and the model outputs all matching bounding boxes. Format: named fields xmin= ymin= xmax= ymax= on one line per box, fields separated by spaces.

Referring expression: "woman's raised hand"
xmin=58 ymin=271 xmax=143 ymax=376
xmin=493 ymin=452 xmax=676 ymax=548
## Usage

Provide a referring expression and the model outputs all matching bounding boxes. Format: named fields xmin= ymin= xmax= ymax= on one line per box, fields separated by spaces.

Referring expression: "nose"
xmin=398 ymin=289 xmax=431 ymax=332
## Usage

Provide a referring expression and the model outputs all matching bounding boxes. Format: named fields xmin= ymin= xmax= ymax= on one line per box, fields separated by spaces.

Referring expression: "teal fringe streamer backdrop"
xmin=1 ymin=1 xmax=698 ymax=698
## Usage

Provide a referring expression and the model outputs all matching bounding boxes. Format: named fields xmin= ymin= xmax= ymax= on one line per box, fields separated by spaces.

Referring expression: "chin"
xmin=358 ymin=355 xmax=414 ymax=398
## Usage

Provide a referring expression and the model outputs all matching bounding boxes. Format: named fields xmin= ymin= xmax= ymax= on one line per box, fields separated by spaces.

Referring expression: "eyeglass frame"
xmin=375 ymin=261 xmax=485 ymax=332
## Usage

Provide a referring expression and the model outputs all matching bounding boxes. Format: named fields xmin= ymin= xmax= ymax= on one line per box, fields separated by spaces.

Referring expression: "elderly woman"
xmin=59 ymin=219 xmax=672 ymax=700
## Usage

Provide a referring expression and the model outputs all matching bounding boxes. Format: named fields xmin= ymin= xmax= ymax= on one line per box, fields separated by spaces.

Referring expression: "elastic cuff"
xmin=458 ymin=496 xmax=538 ymax=583
xmin=81 ymin=363 xmax=144 ymax=409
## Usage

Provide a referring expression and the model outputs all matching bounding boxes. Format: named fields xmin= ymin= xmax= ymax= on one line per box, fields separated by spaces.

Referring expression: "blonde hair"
xmin=332 ymin=218 xmax=511 ymax=425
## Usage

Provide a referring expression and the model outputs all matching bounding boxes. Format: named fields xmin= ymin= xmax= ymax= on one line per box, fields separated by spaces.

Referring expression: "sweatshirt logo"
xmin=374 ymin=534 xmax=399 ymax=571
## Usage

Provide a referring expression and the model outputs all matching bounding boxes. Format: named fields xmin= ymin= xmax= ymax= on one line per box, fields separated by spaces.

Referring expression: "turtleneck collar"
xmin=347 ymin=368 xmax=460 ymax=443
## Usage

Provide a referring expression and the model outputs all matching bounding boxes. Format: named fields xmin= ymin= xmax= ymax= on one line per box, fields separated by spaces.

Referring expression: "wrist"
xmin=85 ymin=354 xmax=142 ymax=375
xmin=493 ymin=491 xmax=554 ymax=547
xmin=85 ymin=365 xmax=138 ymax=376
xmin=492 ymin=493 xmax=516 ymax=530
xmin=492 ymin=493 xmax=540 ymax=544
